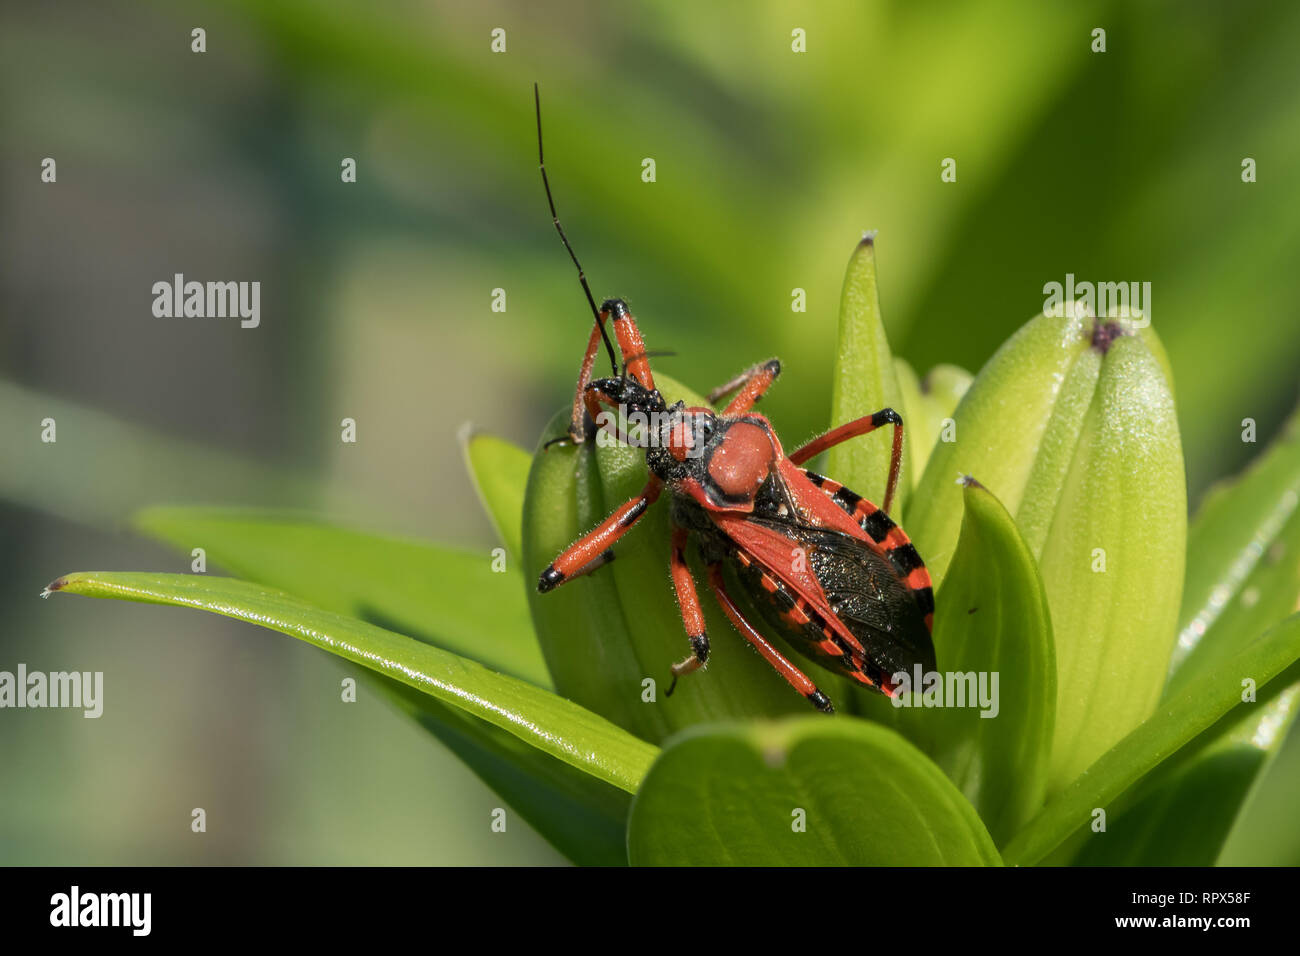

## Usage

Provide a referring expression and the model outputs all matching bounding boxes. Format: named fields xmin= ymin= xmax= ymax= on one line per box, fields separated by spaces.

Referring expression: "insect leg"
xmin=665 ymin=527 xmax=709 ymax=696
xmin=788 ymin=408 xmax=904 ymax=515
xmin=560 ymin=547 xmax=618 ymax=584
xmin=538 ymin=477 xmax=662 ymax=592
xmin=554 ymin=299 xmax=659 ymax=445
xmin=706 ymin=564 xmax=834 ymax=713
xmin=599 ymin=298 xmax=656 ymax=391
xmin=555 ymin=321 xmax=614 ymax=443
xmin=706 ymin=359 xmax=782 ymax=414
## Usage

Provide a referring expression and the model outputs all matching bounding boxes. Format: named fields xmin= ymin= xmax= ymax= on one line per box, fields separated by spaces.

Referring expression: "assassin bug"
xmin=532 ymin=86 xmax=935 ymax=713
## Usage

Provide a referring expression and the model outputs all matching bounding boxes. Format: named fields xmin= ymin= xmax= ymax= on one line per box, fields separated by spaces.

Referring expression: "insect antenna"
xmin=534 ymin=83 xmax=619 ymax=377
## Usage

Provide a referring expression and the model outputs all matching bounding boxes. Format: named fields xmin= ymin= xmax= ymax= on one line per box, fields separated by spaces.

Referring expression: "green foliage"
xmin=134 ymin=507 xmax=548 ymax=686
xmin=904 ymin=308 xmax=1186 ymax=792
xmin=462 ymin=431 xmax=533 ymax=560
xmin=627 ymin=718 xmax=1001 ymax=866
xmin=827 ymin=236 xmax=911 ymax=512
xmin=1167 ymin=408 xmax=1300 ymax=697
xmin=45 ymin=571 xmax=656 ymax=791
xmin=1002 ymin=615 xmax=1300 ymax=866
xmin=45 ymin=569 xmax=654 ymax=866
xmin=1036 ymin=333 xmax=1186 ymax=791
xmin=1069 ymin=678 xmax=1300 ymax=866
xmin=915 ymin=480 xmax=1055 ymax=847
xmin=45 ymin=240 xmax=1300 ymax=866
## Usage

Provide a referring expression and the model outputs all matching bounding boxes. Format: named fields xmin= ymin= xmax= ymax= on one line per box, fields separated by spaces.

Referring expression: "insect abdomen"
xmin=728 ymin=547 xmax=897 ymax=692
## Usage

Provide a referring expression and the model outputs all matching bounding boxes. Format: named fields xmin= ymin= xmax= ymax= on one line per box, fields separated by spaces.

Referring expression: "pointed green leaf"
xmin=1037 ymin=333 xmax=1185 ymax=792
xmin=1002 ymin=612 xmax=1300 ymax=866
xmin=851 ymin=480 xmax=1057 ymax=827
xmin=462 ymin=429 xmax=533 ymax=559
xmin=133 ymin=507 xmax=550 ymax=687
xmin=921 ymin=479 xmax=1055 ymax=846
xmin=128 ymin=510 xmax=626 ymax=861
xmin=906 ymin=309 xmax=1094 ymax=584
xmin=1167 ymin=405 xmax=1300 ymax=696
xmin=627 ymin=717 xmax=1001 ymax=866
xmin=827 ymin=235 xmax=910 ymax=513
xmin=127 ymin=509 xmax=627 ymax=860
xmin=45 ymin=571 xmax=658 ymax=795
xmin=907 ymin=310 xmax=1183 ymax=793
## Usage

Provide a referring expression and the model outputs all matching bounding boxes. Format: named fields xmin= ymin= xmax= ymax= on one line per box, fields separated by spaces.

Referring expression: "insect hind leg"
xmin=706 ymin=564 xmax=834 ymax=713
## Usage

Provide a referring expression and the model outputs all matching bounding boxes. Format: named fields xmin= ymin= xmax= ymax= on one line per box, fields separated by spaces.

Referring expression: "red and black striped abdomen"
xmin=727 ymin=545 xmax=910 ymax=692
xmin=726 ymin=474 xmax=936 ymax=693
xmin=800 ymin=469 xmax=935 ymax=633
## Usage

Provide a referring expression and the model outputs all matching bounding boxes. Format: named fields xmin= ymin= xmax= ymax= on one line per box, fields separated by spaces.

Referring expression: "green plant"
xmin=45 ymin=238 xmax=1300 ymax=866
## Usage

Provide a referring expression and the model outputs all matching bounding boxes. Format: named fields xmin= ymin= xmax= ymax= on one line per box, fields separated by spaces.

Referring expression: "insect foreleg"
xmin=538 ymin=477 xmax=662 ymax=592
xmin=665 ymin=526 xmax=709 ymax=696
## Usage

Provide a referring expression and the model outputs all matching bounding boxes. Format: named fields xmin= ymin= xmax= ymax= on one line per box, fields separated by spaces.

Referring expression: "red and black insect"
xmin=532 ymin=86 xmax=935 ymax=713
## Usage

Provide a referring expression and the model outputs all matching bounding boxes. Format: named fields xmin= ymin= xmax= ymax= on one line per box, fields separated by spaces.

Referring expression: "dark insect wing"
xmin=708 ymin=461 xmax=937 ymax=689
xmin=737 ymin=517 xmax=935 ymax=683
xmin=794 ymin=521 xmax=935 ymax=675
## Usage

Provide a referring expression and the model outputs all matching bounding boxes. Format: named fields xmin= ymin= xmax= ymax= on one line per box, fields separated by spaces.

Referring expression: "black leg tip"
xmin=537 ymin=567 xmax=565 ymax=593
xmin=599 ymin=298 xmax=629 ymax=319
xmin=808 ymin=690 xmax=835 ymax=714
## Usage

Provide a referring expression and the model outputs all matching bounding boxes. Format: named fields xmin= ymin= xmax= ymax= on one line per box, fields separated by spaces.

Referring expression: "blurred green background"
xmin=3 ymin=0 xmax=1298 ymax=864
